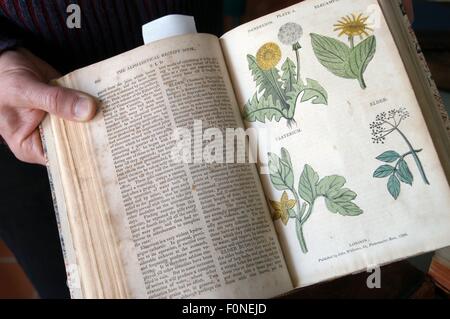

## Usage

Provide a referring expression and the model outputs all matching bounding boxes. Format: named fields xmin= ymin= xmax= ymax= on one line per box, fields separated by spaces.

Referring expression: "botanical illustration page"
xmin=221 ymin=0 xmax=450 ymax=287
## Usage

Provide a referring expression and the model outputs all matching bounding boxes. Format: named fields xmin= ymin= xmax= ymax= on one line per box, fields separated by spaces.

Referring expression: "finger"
xmin=3 ymin=76 xmax=97 ymax=122
xmin=27 ymin=128 xmax=46 ymax=165
xmin=0 ymin=106 xmax=46 ymax=165
xmin=5 ymin=128 xmax=45 ymax=165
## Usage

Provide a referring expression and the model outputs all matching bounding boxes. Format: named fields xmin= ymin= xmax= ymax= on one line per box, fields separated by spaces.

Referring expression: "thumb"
xmin=6 ymin=76 xmax=97 ymax=121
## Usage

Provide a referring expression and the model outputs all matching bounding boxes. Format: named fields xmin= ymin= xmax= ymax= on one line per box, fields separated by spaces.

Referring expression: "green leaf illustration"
xmin=300 ymin=78 xmax=328 ymax=105
xmin=376 ymin=151 xmax=400 ymax=163
xmin=331 ymin=188 xmax=358 ymax=202
xmin=311 ymin=33 xmax=376 ymax=89
xmin=280 ymin=147 xmax=293 ymax=170
xmin=243 ymin=94 xmax=285 ymax=123
xmin=310 ymin=33 xmax=353 ymax=79
xmin=371 ymin=109 xmax=429 ymax=199
xmin=320 ymin=176 xmax=362 ymax=216
xmin=298 ymin=164 xmax=319 ymax=204
xmin=247 ymin=55 xmax=288 ymax=109
xmin=348 ymin=36 xmax=376 ymax=89
xmin=280 ymin=162 xmax=294 ymax=189
xmin=325 ymin=197 xmax=363 ymax=216
xmin=396 ymin=159 xmax=413 ymax=186
xmin=317 ymin=175 xmax=346 ymax=196
xmin=268 ymin=152 xmax=294 ymax=190
xmin=268 ymin=148 xmax=363 ymax=254
xmin=281 ymin=57 xmax=297 ymax=94
xmin=387 ymin=175 xmax=401 ymax=199
xmin=373 ymin=165 xmax=395 ymax=178
xmin=244 ymin=44 xmax=328 ymax=126
xmin=285 ymin=80 xmax=328 ymax=120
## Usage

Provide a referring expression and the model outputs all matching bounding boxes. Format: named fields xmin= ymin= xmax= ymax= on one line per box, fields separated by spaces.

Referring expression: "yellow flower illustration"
xmin=333 ymin=13 xmax=373 ymax=38
xmin=256 ymin=42 xmax=282 ymax=70
xmin=270 ymin=191 xmax=297 ymax=225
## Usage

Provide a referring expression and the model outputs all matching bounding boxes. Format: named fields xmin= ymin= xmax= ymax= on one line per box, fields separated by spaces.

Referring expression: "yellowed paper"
xmin=42 ymin=34 xmax=293 ymax=298
xmin=221 ymin=0 xmax=450 ymax=287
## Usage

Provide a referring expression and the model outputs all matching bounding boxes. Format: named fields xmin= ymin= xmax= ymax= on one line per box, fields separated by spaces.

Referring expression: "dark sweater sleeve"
xmin=0 ymin=17 xmax=22 ymax=54
xmin=0 ymin=18 xmax=20 ymax=145
xmin=0 ymin=0 xmax=224 ymax=72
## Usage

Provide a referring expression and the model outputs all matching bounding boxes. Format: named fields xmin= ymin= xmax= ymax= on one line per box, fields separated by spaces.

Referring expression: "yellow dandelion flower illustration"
xmin=256 ymin=42 xmax=282 ymax=70
xmin=333 ymin=13 xmax=373 ymax=38
xmin=270 ymin=191 xmax=297 ymax=225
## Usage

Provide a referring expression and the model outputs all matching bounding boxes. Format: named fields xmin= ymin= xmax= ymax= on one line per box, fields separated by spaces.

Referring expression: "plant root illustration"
xmin=311 ymin=13 xmax=376 ymax=89
xmin=371 ymin=108 xmax=430 ymax=199
xmin=268 ymin=148 xmax=363 ymax=253
xmin=244 ymin=23 xmax=328 ymax=128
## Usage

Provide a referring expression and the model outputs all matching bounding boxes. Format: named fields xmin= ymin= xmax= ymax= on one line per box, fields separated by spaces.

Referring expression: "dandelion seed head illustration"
xmin=256 ymin=42 xmax=282 ymax=70
xmin=333 ymin=13 xmax=373 ymax=38
xmin=278 ymin=22 xmax=303 ymax=46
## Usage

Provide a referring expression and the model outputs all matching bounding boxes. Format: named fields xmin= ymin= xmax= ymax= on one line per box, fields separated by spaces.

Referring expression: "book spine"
xmin=397 ymin=1 xmax=450 ymax=135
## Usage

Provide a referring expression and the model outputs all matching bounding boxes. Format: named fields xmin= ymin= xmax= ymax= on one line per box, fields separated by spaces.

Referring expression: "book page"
xmin=141 ymin=14 xmax=197 ymax=44
xmin=220 ymin=0 xmax=450 ymax=288
xmin=40 ymin=12 xmax=199 ymax=301
xmin=43 ymin=33 xmax=293 ymax=298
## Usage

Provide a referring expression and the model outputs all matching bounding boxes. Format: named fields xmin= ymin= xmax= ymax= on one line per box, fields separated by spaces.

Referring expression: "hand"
xmin=0 ymin=48 xmax=97 ymax=165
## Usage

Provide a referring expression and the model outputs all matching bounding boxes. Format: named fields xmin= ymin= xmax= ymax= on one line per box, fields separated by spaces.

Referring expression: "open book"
xmin=41 ymin=0 xmax=450 ymax=298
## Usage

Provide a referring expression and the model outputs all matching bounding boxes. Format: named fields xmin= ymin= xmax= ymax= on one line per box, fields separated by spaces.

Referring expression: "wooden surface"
xmin=282 ymin=261 xmax=430 ymax=299
xmin=0 ymin=240 xmax=37 ymax=299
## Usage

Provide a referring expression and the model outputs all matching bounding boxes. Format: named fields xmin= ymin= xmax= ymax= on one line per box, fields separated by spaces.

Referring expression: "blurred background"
xmin=1 ymin=0 xmax=450 ymax=299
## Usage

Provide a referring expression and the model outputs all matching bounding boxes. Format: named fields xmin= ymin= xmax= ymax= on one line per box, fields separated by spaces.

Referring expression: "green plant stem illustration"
xmin=269 ymin=148 xmax=363 ymax=253
xmin=243 ymin=23 xmax=328 ymax=127
xmin=395 ymin=149 xmax=423 ymax=170
xmin=371 ymin=108 xmax=430 ymax=199
xmin=287 ymin=185 xmax=309 ymax=253
xmin=311 ymin=13 xmax=375 ymax=89
xmin=349 ymin=35 xmax=355 ymax=49
xmin=293 ymin=42 xmax=302 ymax=83
xmin=383 ymin=121 xmax=429 ymax=185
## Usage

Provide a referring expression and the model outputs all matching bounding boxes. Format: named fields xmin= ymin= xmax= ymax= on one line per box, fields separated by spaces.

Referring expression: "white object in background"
xmin=142 ymin=14 xmax=197 ymax=45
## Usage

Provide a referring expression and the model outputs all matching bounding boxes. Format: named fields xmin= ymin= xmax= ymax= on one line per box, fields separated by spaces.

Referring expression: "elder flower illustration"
xmin=333 ymin=13 xmax=373 ymax=48
xmin=371 ymin=108 xmax=429 ymax=199
xmin=270 ymin=191 xmax=297 ymax=225
xmin=256 ymin=42 xmax=282 ymax=70
xmin=278 ymin=22 xmax=303 ymax=81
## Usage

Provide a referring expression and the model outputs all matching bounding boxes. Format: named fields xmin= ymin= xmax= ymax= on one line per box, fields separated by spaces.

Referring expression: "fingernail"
xmin=74 ymin=97 xmax=94 ymax=121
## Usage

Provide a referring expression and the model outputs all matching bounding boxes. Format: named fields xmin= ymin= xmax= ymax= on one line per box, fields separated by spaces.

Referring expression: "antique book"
xmin=41 ymin=0 xmax=450 ymax=298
